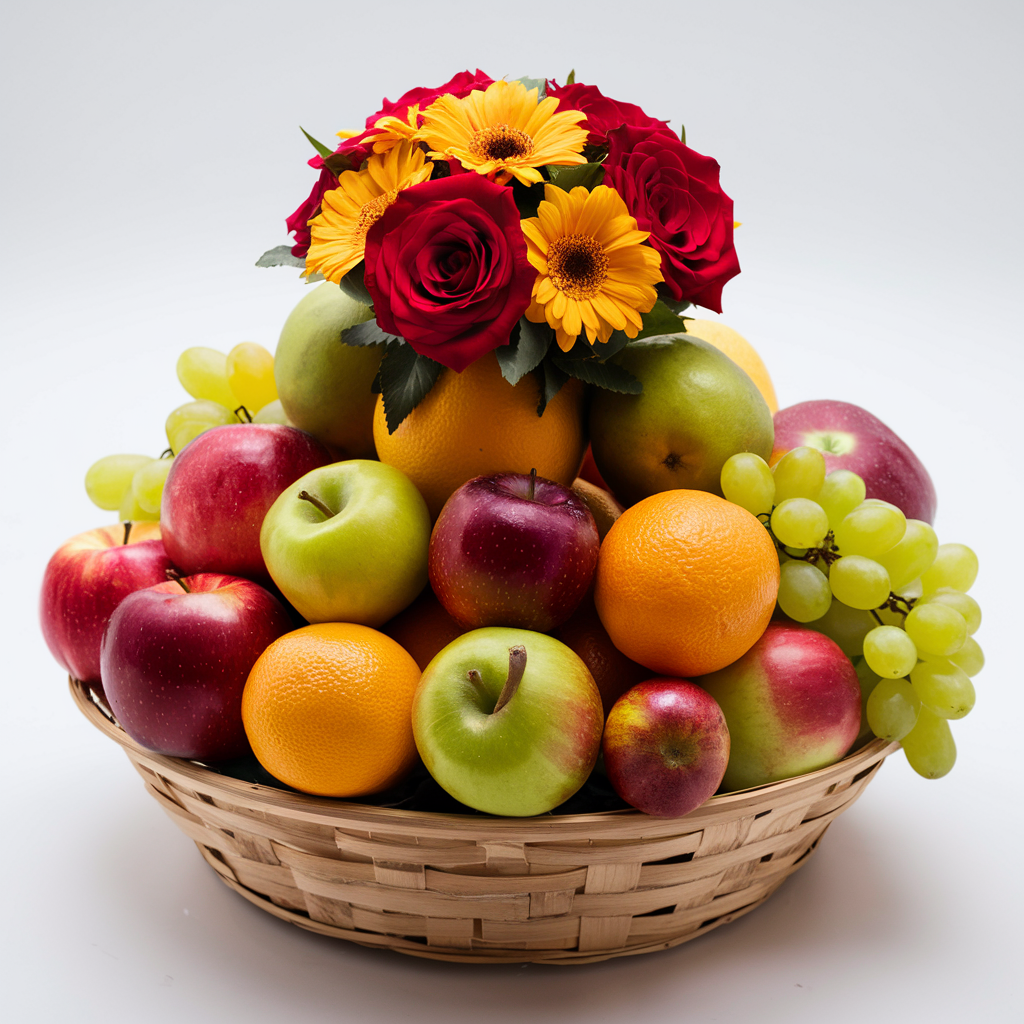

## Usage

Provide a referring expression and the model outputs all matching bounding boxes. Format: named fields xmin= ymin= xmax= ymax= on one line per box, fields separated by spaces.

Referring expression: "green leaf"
xmin=547 ymin=161 xmax=605 ymax=192
xmin=255 ymin=245 xmax=305 ymax=269
xmin=659 ymin=294 xmax=692 ymax=316
xmin=514 ymin=76 xmax=547 ymax=98
xmin=338 ymin=262 xmax=374 ymax=307
xmin=589 ymin=329 xmax=632 ymax=362
xmin=634 ymin=299 xmax=688 ymax=340
xmin=566 ymin=69 xmax=576 ymax=86
xmin=534 ymin=358 xmax=569 ymax=416
xmin=511 ymin=177 xmax=545 ymax=218
xmin=679 ymin=123 xmax=686 ymax=146
xmin=379 ymin=343 xmax=445 ymax=433
xmin=496 ymin=318 xmax=553 ymax=385
xmin=323 ymin=150 xmax=358 ymax=177
xmin=300 ymin=126 xmax=335 ymax=160
xmin=341 ymin=319 xmax=401 ymax=347
xmin=551 ymin=352 xmax=642 ymax=394
xmin=304 ymin=272 xmax=325 ymax=284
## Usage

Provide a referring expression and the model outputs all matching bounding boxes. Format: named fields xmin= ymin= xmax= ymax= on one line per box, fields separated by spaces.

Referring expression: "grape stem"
xmin=876 ymin=592 xmax=917 ymax=622
xmin=760 ymin=511 xmax=842 ymax=568
xmin=159 ymin=448 xmax=173 ymax=459
xmin=234 ymin=405 xmax=253 ymax=424
xmin=122 ymin=521 xmax=132 ymax=545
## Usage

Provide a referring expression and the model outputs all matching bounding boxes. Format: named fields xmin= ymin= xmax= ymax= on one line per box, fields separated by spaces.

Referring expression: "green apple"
xmin=589 ymin=333 xmax=774 ymax=506
xmin=274 ymin=283 xmax=381 ymax=457
xmin=412 ymin=628 xmax=604 ymax=816
xmin=260 ymin=460 xmax=430 ymax=625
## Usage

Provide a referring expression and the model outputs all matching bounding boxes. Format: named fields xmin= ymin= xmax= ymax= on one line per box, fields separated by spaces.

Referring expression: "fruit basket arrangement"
xmin=42 ymin=70 xmax=983 ymax=965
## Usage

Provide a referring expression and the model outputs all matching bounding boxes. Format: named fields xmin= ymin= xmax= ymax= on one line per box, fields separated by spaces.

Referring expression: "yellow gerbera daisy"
xmin=305 ymin=141 xmax=433 ymax=283
xmin=522 ymin=185 xmax=664 ymax=351
xmin=418 ymin=79 xmax=588 ymax=187
xmin=363 ymin=105 xmax=422 ymax=155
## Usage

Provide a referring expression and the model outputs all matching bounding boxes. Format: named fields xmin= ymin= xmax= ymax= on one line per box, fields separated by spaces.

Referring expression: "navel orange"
xmin=594 ymin=489 xmax=779 ymax=677
xmin=241 ymin=622 xmax=421 ymax=797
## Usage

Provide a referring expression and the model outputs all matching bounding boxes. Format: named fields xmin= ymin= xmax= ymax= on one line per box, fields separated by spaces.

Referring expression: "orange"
xmin=373 ymin=351 xmax=587 ymax=519
xmin=684 ymin=319 xmax=779 ymax=413
xmin=594 ymin=490 xmax=779 ymax=678
xmin=241 ymin=622 xmax=421 ymax=797
xmin=381 ymin=587 xmax=466 ymax=671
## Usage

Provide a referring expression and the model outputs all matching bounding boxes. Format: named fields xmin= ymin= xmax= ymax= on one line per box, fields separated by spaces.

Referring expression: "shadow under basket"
xmin=71 ymin=678 xmax=896 ymax=965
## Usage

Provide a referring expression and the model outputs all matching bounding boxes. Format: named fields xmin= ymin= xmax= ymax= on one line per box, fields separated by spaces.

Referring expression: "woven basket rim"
xmin=71 ymin=676 xmax=897 ymax=838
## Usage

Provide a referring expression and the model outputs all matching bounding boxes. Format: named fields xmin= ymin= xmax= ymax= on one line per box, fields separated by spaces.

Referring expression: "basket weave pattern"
xmin=72 ymin=678 xmax=895 ymax=964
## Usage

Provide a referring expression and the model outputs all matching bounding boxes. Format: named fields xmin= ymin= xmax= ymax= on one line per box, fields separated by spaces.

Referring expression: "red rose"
xmin=547 ymin=81 xmax=671 ymax=148
xmin=372 ymin=69 xmax=493 ymax=126
xmin=363 ymin=176 xmax=534 ymax=373
xmin=286 ymin=160 xmax=338 ymax=257
xmin=603 ymin=125 xmax=740 ymax=312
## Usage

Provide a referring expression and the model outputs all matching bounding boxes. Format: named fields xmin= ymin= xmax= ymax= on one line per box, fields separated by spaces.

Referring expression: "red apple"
xmin=696 ymin=622 xmax=862 ymax=791
xmin=428 ymin=472 xmax=599 ymax=632
xmin=160 ymin=423 xmax=331 ymax=582
xmin=39 ymin=522 xmax=175 ymax=685
xmin=773 ymin=400 xmax=937 ymax=523
xmin=602 ymin=679 xmax=730 ymax=817
xmin=101 ymin=572 xmax=292 ymax=760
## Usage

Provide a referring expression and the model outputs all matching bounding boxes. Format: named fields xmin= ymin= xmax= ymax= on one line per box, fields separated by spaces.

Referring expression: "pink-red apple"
xmin=101 ymin=572 xmax=293 ymax=760
xmin=39 ymin=522 xmax=175 ymax=685
xmin=773 ymin=400 xmax=937 ymax=523
xmin=696 ymin=622 xmax=862 ymax=791
xmin=429 ymin=472 xmax=599 ymax=631
xmin=603 ymin=679 xmax=730 ymax=817
xmin=160 ymin=423 xmax=331 ymax=582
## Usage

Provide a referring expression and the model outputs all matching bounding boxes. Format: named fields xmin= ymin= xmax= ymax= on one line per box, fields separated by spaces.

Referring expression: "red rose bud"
xmin=547 ymin=80 xmax=672 ymax=148
xmin=603 ymin=124 xmax=740 ymax=313
xmin=363 ymin=175 xmax=535 ymax=372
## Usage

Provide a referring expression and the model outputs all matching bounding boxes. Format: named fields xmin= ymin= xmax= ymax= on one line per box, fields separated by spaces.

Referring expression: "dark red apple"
xmin=428 ymin=472 xmax=599 ymax=632
xmin=101 ymin=572 xmax=293 ymax=760
xmin=160 ymin=423 xmax=331 ymax=582
xmin=602 ymin=679 xmax=730 ymax=817
xmin=39 ymin=522 xmax=175 ymax=685
xmin=773 ymin=400 xmax=937 ymax=523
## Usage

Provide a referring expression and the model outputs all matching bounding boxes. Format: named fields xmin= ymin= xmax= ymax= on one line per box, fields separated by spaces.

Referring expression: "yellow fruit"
xmin=227 ymin=342 xmax=278 ymax=413
xmin=570 ymin=477 xmax=623 ymax=541
xmin=684 ymin=319 xmax=778 ymax=413
xmin=373 ymin=352 xmax=587 ymax=519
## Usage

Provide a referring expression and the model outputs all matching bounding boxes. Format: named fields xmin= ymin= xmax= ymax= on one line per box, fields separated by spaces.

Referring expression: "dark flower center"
xmin=546 ymin=233 xmax=609 ymax=299
xmin=471 ymin=123 xmax=534 ymax=162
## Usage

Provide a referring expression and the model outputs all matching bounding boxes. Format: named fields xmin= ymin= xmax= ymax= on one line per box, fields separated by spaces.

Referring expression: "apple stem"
xmin=297 ymin=490 xmax=335 ymax=519
xmin=492 ymin=645 xmax=528 ymax=715
xmin=165 ymin=568 xmax=191 ymax=593
xmin=122 ymin=521 xmax=132 ymax=545
xmin=528 ymin=468 xmax=537 ymax=501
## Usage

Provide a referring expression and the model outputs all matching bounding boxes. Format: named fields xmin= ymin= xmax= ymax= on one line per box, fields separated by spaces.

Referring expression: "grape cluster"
xmin=85 ymin=343 xmax=285 ymax=520
xmin=721 ymin=447 xmax=981 ymax=780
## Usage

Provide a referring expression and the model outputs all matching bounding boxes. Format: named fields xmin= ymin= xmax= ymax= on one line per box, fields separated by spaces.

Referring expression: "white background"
xmin=3 ymin=1 xmax=1021 ymax=1020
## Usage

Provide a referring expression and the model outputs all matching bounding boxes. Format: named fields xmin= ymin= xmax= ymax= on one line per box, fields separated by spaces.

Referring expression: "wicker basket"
xmin=71 ymin=677 xmax=896 ymax=964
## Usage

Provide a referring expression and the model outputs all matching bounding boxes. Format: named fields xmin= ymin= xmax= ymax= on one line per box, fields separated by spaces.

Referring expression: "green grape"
xmin=904 ymin=602 xmax=967 ymax=657
xmin=253 ymin=399 xmax=293 ymax=426
xmin=808 ymin=599 xmax=877 ymax=657
xmin=721 ymin=452 xmax=776 ymax=516
xmin=832 ymin=502 xmax=907 ymax=559
xmin=920 ymin=543 xmax=978 ymax=594
xmin=176 ymin=347 xmax=236 ymax=408
xmin=910 ymin=659 xmax=975 ymax=719
xmin=866 ymin=677 xmax=920 ymax=741
xmin=85 ymin=454 xmax=155 ymax=510
xmin=874 ymin=520 xmax=938 ymax=592
xmin=829 ymin=555 xmax=891 ymax=610
xmin=901 ymin=707 xmax=956 ymax=778
xmin=777 ymin=560 xmax=832 ymax=622
xmin=816 ymin=470 xmax=867 ymax=530
xmin=771 ymin=498 xmax=829 ymax=549
xmin=166 ymin=399 xmax=237 ymax=454
xmin=862 ymin=625 xmax=918 ymax=678
xmin=131 ymin=457 xmax=174 ymax=514
xmin=771 ymin=446 xmax=826 ymax=502
xmin=854 ymin=656 xmax=881 ymax=745
xmin=227 ymin=342 xmax=277 ymax=413
xmin=947 ymin=636 xmax=984 ymax=677
xmin=921 ymin=588 xmax=981 ymax=635
xmin=118 ymin=484 xmax=160 ymax=522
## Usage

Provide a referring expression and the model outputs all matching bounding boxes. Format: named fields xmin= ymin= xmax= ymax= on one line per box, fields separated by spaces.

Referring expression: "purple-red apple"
xmin=773 ymin=400 xmax=937 ymax=523
xmin=39 ymin=522 xmax=175 ymax=685
xmin=101 ymin=572 xmax=292 ymax=760
xmin=160 ymin=423 xmax=331 ymax=582
xmin=428 ymin=472 xmax=599 ymax=632
xmin=602 ymin=679 xmax=730 ymax=817
xmin=696 ymin=622 xmax=862 ymax=791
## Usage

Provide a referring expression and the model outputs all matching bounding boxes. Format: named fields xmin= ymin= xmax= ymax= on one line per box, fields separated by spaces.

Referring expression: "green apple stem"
xmin=297 ymin=490 xmax=336 ymax=519
xmin=122 ymin=521 xmax=133 ymax=545
xmin=492 ymin=645 xmax=528 ymax=714
xmin=165 ymin=568 xmax=191 ymax=593
xmin=528 ymin=468 xmax=537 ymax=501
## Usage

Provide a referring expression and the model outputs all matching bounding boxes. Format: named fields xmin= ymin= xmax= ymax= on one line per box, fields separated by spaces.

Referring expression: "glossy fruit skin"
xmin=570 ymin=478 xmax=624 ymax=541
xmin=160 ymin=423 xmax=332 ymax=583
xmin=683 ymin=319 xmax=778 ymax=414
xmin=429 ymin=473 xmax=600 ymax=632
xmin=412 ymin=628 xmax=604 ymax=816
xmin=603 ymin=679 xmax=730 ymax=817
xmin=101 ymin=573 xmax=293 ymax=760
xmin=274 ymin=282 xmax=381 ymax=457
xmin=696 ymin=622 xmax=862 ymax=791
xmin=243 ymin=623 xmax=422 ymax=797
xmin=595 ymin=489 xmax=779 ymax=678
xmin=373 ymin=351 xmax=587 ymax=519
xmin=382 ymin=587 xmax=466 ymax=671
xmin=772 ymin=400 xmax=936 ymax=524
xmin=589 ymin=334 xmax=774 ymax=507
xmin=260 ymin=460 xmax=431 ymax=626
xmin=39 ymin=522 xmax=174 ymax=684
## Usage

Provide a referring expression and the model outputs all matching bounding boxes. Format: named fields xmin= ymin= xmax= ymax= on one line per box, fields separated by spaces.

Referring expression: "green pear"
xmin=274 ymin=283 xmax=381 ymax=457
xmin=589 ymin=333 xmax=774 ymax=506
